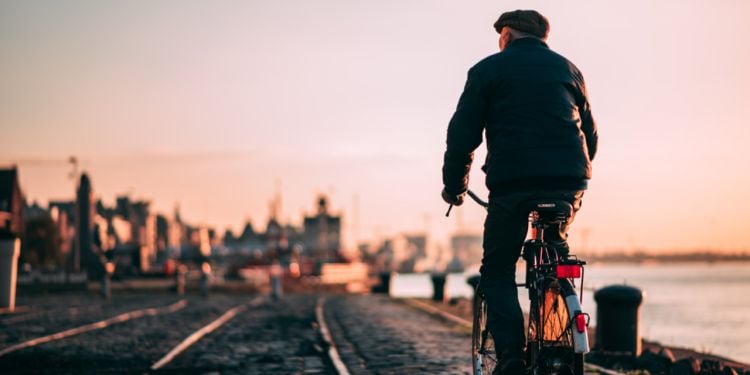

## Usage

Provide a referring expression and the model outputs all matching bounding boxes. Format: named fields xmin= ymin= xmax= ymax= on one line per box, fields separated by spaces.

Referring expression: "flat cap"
xmin=493 ymin=10 xmax=549 ymax=39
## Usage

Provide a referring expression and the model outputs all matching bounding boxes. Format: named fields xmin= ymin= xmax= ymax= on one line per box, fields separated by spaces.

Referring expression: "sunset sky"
xmin=2 ymin=0 xmax=749 ymax=253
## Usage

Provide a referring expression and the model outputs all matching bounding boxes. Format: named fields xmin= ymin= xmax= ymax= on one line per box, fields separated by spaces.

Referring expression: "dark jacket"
xmin=443 ymin=38 xmax=598 ymax=196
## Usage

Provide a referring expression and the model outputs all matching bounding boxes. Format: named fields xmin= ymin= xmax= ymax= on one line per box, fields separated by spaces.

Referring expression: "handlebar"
xmin=466 ymin=190 xmax=488 ymax=208
xmin=445 ymin=189 xmax=488 ymax=217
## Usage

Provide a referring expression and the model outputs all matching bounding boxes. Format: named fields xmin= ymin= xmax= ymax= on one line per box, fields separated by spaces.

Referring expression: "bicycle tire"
xmin=472 ymin=290 xmax=497 ymax=375
xmin=527 ymin=278 xmax=587 ymax=375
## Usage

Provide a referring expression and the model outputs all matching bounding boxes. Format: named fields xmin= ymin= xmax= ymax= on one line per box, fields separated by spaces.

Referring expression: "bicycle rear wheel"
xmin=472 ymin=291 xmax=497 ymax=375
xmin=527 ymin=278 xmax=585 ymax=375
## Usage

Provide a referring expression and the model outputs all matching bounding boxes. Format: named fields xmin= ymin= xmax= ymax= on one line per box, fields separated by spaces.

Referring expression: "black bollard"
xmin=430 ymin=273 xmax=448 ymax=302
xmin=270 ymin=263 xmax=283 ymax=300
xmin=373 ymin=271 xmax=392 ymax=294
xmin=594 ymin=285 xmax=644 ymax=357
xmin=101 ymin=274 xmax=111 ymax=300
xmin=270 ymin=275 xmax=282 ymax=300
xmin=0 ymin=237 xmax=20 ymax=311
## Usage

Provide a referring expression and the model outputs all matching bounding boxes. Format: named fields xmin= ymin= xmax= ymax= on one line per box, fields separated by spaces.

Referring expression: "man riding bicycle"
xmin=440 ymin=10 xmax=598 ymax=375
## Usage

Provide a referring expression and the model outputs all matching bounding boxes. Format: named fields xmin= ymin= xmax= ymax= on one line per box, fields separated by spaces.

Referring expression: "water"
xmin=390 ymin=262 xmax=750 ymax=364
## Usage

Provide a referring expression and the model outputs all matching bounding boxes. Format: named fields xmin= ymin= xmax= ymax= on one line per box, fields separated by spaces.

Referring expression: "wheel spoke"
xmin=473 ymin=293 xmax=498 ymax=375
xmin=540 ymin=280 xmax=571 ymax=345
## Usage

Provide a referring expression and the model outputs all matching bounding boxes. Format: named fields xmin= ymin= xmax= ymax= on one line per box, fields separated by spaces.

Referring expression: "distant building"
xmin=94 ymin=195 xmax=158 ymax=272
xmin=404 ymin=234 xmax=432 ymax=272
xmin=49 ymin=201 xmax=76 ymax=261
xmin=405 ymin=234 xmax=427 ymax=260
xmin=283 ymin=224 xmax=304 ymax=252
xmin=155 ymin=214 xmax=169 ymax=255
xmin=238 ymin=221 xmax=257 ymax=242
xmin=167 ymin=206 xmax=185 ymax=257
xmin=222 ymin=228 xmax=236 ymax=244
xmin=303 ymin=196 xmax=341 ymax=263
xmin=368 ymin=233 xmax=429 ymax=273
xmin=1 ymin=168 xmax=209 ymax=274
xmin=224 ymin=220 xmax=264 ymax=255
xmin=75 ymin=172 xmax=113 ymax=278
xmin=450 ymin=233 xmax=483 ymax=271
xmin=266 ymin=218 xmax=283 ymax=249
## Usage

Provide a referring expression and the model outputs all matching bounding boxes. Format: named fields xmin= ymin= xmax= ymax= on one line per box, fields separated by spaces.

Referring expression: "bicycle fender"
xmin=564 ymin=295 xmax=590 ymax=354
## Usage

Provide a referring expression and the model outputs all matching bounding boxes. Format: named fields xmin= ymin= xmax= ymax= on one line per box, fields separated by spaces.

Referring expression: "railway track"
xmin=150 ymin=296 xmax=263 ymax=370
xmin=1 ymin=293 xmax=625 ymax=374
xmin=1 ymin=294 xmax=341 ymax=373
xmin=315 ymin=296 xmax=351 ymax=375
xmin=0 ymin=299 xmax=188 ymax=357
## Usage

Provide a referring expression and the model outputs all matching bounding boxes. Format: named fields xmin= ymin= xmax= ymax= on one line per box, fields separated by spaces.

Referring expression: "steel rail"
xmin=0 ymin=299 xmax=188 ymax=357
xmin=150 ymin=296 xmax=263 ymax=371
xmin=315 ymin=297 xmax=351 ymax=375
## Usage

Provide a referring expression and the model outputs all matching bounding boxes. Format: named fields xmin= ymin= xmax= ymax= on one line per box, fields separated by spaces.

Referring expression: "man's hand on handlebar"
xmin=441 ymin=188 xmax=465 ymax=206
xmin=443 ymin=188 xmax=488 ymax=216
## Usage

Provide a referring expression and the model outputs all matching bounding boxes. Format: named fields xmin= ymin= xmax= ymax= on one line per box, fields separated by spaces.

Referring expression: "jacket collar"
xmin=505 ymin=37 xmax=548 ymax=49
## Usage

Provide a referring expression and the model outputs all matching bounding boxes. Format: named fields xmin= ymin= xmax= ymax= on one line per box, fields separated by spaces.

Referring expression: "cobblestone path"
xmin=324 ymin=294 xmax=472 ymax=374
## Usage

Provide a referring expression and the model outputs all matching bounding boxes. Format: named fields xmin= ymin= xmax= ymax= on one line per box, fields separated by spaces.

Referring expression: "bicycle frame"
xmin=462 ymin=190 xmax=590 ymax=375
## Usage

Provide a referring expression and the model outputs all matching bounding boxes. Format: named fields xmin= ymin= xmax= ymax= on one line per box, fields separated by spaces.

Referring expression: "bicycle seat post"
xmin=525 ymin=200 xmax=573 ymax=266
xmin=529 ymin=219 xmax=545 ymax=268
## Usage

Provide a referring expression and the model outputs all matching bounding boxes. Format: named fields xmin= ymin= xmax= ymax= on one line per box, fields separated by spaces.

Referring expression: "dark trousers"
xmin=479 ymin=189 xmax=584 ymax=360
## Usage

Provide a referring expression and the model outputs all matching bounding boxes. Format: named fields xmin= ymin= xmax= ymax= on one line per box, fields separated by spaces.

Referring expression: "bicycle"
xmin=449 ymin=190 xmax=590 ymax=375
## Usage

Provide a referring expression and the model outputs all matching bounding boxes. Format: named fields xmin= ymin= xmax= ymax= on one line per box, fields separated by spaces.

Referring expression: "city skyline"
xmin=2 ymin=0 xmax=750 ymax=252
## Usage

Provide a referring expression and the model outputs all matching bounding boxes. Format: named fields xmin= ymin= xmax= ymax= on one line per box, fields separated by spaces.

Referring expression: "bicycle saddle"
xmin=523 ymin=199 xmax=573 ymax=220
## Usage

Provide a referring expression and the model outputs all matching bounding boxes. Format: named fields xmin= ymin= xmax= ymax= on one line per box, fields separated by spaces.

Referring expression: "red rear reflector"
xmin=575 ymin=314 xmax=587 ymax=333
xmin=556 ymin=265 xmax=581 ymax=278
